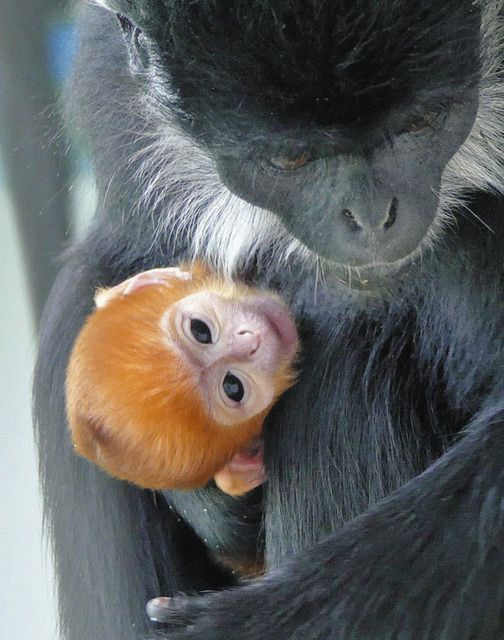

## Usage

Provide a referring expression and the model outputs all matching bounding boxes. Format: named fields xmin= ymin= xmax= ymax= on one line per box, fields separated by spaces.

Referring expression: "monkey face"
xmin=161 ymin=287 xmax=298 ymax=426
xmin=214 ymin=93 xmax=479 ymax=268
xmin=102 ymin=0 xmax=482 ymax=270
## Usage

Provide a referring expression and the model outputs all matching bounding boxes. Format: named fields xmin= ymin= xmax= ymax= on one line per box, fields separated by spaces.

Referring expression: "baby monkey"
xmin=66 ymin=262 xmax=298 ymax=495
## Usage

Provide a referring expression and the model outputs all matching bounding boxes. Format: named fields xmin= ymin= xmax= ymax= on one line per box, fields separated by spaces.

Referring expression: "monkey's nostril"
xmin=235 ymin=329 xmax=260 ymax=356
xmin=383 ymin=197 xmax=399 ymax=229
xmin=341 ymin=209 xmax=362 ymax=231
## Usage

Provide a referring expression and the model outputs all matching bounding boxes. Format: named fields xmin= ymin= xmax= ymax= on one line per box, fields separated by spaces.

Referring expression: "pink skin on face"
xmin=167 ymin=290 xmax=296 ymax=494
xmin=168 ymin=291 xmax=297 ymax=493
xmin=164 ymin=289 xmax=297 ymax=426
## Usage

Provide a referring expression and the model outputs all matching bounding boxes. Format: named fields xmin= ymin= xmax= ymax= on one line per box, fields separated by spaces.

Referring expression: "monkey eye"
xmin=222 ymin=373 xmax=245 ymax=403
xmin=190 ymin=319 xmax=213 ymax=344
xmin=268 ymin=152 xmax=312 ymax=171
xmin=402 ymin=111 xmax=440 ymax=134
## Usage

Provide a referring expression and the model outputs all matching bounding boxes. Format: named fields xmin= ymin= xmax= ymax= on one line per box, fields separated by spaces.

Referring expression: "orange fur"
xmin=66 ymin=265 xmax=296 ymax=490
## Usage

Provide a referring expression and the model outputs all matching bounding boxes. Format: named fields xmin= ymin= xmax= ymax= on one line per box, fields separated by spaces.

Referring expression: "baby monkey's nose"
xmin=232 ymin=328 xmax=260 ymax=358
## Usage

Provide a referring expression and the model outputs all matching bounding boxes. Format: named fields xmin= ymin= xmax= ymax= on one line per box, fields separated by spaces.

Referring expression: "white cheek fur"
xmin=438 ymin=1 xmax=504 ymax=230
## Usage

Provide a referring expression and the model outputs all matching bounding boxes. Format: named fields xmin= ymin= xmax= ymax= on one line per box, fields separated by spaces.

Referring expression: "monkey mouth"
xmin=227 ymin=439 xmax=266 ymax=485
xmin=214 ymin=439 xmax=266 ymax=495
xmin=233 ymin=438 xmax=264 ymax=465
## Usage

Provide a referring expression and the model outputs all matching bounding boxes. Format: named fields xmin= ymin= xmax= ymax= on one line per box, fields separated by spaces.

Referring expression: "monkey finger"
xmin=122 ymin=267 xmax=193 ymax=295
xmin=147 ymin=596 xmax=174 ymax=623
xmin=95 ymin=267 xmax=193 ymax=307
xmin=147 ymin=594 xmax=211 ymax=625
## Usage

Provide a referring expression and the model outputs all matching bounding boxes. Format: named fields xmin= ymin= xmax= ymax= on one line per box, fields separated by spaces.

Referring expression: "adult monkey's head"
xmin=97 ymin=0 xmax=492 ymax=270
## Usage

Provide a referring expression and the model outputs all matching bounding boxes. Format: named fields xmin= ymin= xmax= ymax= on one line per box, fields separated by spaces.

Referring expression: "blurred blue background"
xmin=1 ymin=5 xmax=95 ymax=638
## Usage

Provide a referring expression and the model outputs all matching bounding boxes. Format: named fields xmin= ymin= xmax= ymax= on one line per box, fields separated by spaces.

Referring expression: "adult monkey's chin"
xmin=311 ymin=239 xmax=426 ymax=293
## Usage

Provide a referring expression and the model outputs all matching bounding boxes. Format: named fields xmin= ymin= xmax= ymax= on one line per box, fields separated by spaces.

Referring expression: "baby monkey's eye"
xmin=223 ymin=373 xmax=245 ymax=403
xmin=190 ymin=319 xmax=213 ymax=344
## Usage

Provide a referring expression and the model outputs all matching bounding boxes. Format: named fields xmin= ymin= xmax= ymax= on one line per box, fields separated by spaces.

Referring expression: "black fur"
xmin=33 ymin=1 xmax=504 ymax=639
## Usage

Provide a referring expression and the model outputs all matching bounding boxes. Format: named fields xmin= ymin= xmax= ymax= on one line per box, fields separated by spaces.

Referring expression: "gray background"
xmin=0 ymin=169 xmax=58 ymax=639
xmin=0 ymin=152 xmax=95 ymax=638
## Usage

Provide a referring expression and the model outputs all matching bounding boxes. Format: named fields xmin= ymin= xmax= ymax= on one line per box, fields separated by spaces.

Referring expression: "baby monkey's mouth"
xmin=235 ymin=438 xmax=263 ymax=463
xmin=214 ymin=438 xmax=266 ymax=496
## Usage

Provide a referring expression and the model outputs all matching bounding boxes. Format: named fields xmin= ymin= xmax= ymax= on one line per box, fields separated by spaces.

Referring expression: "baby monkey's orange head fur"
xmin=66 ymin=263 xmax=298 ymax=490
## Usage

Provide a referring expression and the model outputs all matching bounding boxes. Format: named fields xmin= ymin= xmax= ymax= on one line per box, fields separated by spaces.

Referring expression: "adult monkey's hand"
xmin=146 ymin=419 xmax=504 ymax=640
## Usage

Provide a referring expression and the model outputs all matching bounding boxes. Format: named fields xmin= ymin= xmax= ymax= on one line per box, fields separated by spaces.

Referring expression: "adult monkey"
xmin=33 ymin=0 xmax=504 ymax=639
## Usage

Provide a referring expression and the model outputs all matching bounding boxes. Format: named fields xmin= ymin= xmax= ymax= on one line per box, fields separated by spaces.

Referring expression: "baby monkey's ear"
xmin=94 ymin=267 xmax=193 ymax=308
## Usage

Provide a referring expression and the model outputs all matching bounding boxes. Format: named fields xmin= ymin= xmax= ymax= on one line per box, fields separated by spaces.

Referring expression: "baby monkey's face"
xmin=68 ymin=265 xmax=299 ymax=492
xmin=162 ymin=288 xmax=298 ymax=426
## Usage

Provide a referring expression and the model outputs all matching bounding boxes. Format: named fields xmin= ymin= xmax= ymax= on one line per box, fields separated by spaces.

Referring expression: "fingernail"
xmin=146 ymin=597 xmax=171 ymax=620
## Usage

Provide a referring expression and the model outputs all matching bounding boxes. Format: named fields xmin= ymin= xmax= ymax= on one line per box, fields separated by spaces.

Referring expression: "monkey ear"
xmin=116 ymin=14 xmax=151 ymax=74
xmin=94 ymin=267 xmax=193 ymax=308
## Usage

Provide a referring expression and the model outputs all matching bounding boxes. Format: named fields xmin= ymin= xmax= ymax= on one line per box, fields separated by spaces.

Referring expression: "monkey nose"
xmin=232 ymin=329 xmax=260 ymax=358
